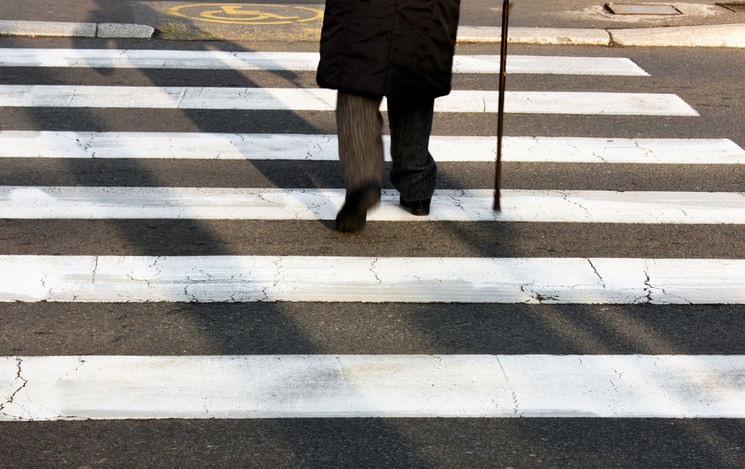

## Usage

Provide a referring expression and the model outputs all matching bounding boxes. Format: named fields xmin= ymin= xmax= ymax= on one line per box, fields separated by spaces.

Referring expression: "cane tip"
xmin=493 ymin=199 xmax=501 ymax=212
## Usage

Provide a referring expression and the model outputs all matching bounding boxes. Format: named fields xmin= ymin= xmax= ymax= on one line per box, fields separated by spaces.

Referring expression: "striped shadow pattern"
xmin=1 ymin=131 xmax=743 ymax=163
xmin=2 ymin=355 xmax=744 ymax=420
xmin=1 ymin=187 xmax=743 ymax=223
xmin=1 ymin=255 xmax=743 ymax=304
xmin=0 ymin=85 xmax=699 ymax=115
xmin=1 ymin=48 xmax=744 ymax=424
xmin=0 ymin=49 xmax=650 ymax=75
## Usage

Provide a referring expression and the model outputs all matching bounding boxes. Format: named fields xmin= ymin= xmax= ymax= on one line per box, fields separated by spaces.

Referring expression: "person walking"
xmin=316 ymin=0 xmax=461 ymax=232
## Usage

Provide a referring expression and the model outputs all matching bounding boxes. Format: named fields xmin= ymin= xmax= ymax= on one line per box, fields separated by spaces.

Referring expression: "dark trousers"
xmin=336 ymin=92 xmax=437 ymax=202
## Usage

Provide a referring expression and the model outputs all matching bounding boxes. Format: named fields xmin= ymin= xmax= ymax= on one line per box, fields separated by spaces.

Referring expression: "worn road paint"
xmin=2 ymin=355 xmax=745 ymax=420
xmin=2 ymin=187 xmax=744 ymax=224
xmin=0 ymin=49 xmax=649 ymax=75
xmin=1 ymin=132 xmax=741 ymax=163
xmin=167 ymin=4 xmax=323 ymax=25
xmin=1 ymin=255 xmax=743 ymax=303
xmin=0 ymin=86 xmax=699 ymax=115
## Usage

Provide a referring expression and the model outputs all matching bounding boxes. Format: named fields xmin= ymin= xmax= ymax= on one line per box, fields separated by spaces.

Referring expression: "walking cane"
xmin=494 ymin=0 xmax=511 ymax=211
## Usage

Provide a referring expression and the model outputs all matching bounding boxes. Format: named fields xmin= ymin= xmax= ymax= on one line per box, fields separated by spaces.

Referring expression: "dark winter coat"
xmin=316 ymin=0 xmax=461 ymax=99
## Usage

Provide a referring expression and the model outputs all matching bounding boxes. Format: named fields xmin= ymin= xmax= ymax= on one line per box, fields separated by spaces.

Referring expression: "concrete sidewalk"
xmin=0 ymin=0 xmax=744 ymax=46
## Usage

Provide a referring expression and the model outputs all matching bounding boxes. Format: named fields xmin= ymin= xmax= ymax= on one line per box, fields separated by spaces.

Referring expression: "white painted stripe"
xmin=0 ymin=86 xmax=699 ymax=115
xmin=0 ymin=49 xmax=649 ymax=75
xmin=1 ymin=256 xmax=743 ymax=304
xmin=2 ymin=354 xmax=744 ymax=420
xmin=456 ymin=55 xmax=649 ymax=76
xmin=1 ymin=131 xmax=741 ymax=163
xmin=3 ymin=187 xmax=744 ymax=224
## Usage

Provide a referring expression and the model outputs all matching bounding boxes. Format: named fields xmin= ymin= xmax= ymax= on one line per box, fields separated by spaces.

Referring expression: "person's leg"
xmin=335 ymin=91 xmax=384 ymax=232
xmin=387 ymin=96 xmax=437 ymax=215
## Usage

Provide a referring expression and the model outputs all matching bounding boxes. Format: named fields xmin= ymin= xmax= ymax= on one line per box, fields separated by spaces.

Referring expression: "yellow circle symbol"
xmin=168 ymin=4 xmax=323 ymax=25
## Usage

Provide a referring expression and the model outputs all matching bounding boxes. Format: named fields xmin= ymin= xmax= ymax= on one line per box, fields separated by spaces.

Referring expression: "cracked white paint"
xmin=0 ymin=85 xmax=336 ymax=111
xmin=1 ymin=187 xmax=743 ymax=224
xmin=0 ymin=358 xmax=27 ymax=419
xmin=1 ymin=355 xmax=744 ymax=420
xmin=0 ymin=86 xmax=699 ymax=115
xmin=0 ymin=49 xmax=649 ymax=75
xmin=1 ymin=256 xmax=744 ymax=304
xmin=3 ymin=132 xmax=741 ymax=164
xmin=526 ymin=137 xmax=745 ymax=164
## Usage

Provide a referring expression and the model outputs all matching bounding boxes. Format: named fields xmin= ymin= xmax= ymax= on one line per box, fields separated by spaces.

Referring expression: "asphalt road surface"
xmin=0 ymin=35 xmax=744 ymax=468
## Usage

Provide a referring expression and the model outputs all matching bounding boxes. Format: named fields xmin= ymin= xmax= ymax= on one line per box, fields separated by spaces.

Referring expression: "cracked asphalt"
xmin=0 ymin=36 xmax=744 ymax=468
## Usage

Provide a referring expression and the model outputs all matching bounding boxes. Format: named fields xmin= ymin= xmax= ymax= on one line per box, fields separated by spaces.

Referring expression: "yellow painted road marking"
xmin=168 ymin=3 xmax=323 ymax=25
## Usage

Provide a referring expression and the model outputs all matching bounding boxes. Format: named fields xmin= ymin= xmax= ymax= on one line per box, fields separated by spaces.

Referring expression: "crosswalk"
xmin=2 ymin=255 xmax=745 ymax=303
xmin=0 ymin=85 xmax=698 ymax=114
xmin=0 ymin=49 xmax=650 ymax=75
xmin=3 ymin=131 xmax=743 ymax=162
xmin=4 ymin=355 xmax=745 ymax=419
xmin=1 ymin=45 xmax=744 ymax=427
xmin=2 ymin=187 xmax=745 ymax=223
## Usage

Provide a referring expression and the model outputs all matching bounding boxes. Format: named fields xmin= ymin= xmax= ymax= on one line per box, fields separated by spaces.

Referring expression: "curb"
xmin=458 ymin=26 xmax=610 ymax=45
xmin=1 ymin=19 xmax=744 ymax=47
xmin=457 ymin=24 xmax=745 ymax=47
xmin=611 ymin=24 xmax=745 ymax=47
xmin=0 ymin=20 xmax=154 ymax=39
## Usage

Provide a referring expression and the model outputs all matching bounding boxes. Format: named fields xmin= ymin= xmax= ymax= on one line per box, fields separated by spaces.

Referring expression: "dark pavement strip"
xmin=1 ymin=418 xmax=744 ymax=469
xmin=2 ymin=301 xmax=745 ymax=356
xmin=0 ymin=219 xmax=742 ymax=259
xmin=1 ymin=158 xmax=743 ymax=192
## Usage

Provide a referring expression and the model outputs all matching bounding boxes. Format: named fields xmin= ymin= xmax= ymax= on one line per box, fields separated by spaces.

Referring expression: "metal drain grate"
xmin=605 ymin=3 xmax=682 ymax=15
